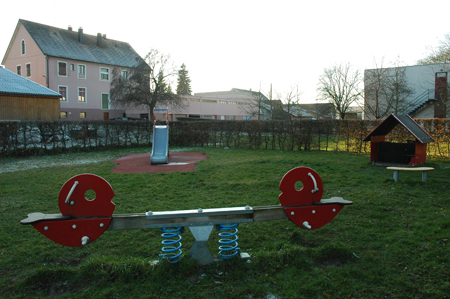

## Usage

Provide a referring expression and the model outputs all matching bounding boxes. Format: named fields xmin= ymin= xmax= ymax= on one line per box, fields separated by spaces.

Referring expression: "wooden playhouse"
xmin=363 ymin=114 xmax=435 ymax=166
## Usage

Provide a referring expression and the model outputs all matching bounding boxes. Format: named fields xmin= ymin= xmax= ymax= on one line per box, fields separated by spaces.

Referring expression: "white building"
xmin=364 ymin=63 xmax=449 ymax=119
xmin=126 ymin=88 xmax=272 ymax=121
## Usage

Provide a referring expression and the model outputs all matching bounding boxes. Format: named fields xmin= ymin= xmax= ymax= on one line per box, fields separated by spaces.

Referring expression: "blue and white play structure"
xmin=150 ymin=108 xmax=169 ymax=165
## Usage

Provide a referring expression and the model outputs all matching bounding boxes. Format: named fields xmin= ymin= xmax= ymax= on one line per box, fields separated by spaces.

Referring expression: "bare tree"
xmin=419 ymin=33 xmax=450 ymax=65
xmin=240 ymin=84 xmax=271 ymax=120
xmin=110 ymin=49 xmax=184 ymax=121
xmin=317 ymin=63 xmax=362 ymax=119
xmin=364 ymin=58 xmax=392 ymax=119
xmin=388 ymin=59 xmax=415 ymax=115
xmin=419 ymin=34 xmax=450 ymax=117
xmin=364 ymin=57 xmax=414 ymax=119
xmin=279 ymin=85 xmax=302 ymax=120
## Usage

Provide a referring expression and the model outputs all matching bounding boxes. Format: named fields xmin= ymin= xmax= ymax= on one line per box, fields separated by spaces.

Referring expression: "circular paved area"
xmin=112 ymin=152 xmax=207 ymax=174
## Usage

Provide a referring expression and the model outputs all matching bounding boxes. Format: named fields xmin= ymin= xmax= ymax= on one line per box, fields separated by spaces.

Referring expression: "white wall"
xmin=126 ymin=94 xmax=260 ymax=121
xmin=364 ymin=63 xmax=450 ymax=119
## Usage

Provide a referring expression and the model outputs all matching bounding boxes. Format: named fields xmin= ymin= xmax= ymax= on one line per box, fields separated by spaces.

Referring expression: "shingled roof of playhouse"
xmin=363 ymin=114 xmax=434 ymax=144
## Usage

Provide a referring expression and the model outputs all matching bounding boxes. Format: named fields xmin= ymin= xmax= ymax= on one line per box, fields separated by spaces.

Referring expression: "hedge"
xmin=169 ymin=119 xmax=450 ymax=158
xmin=0 ymin=121 xmax=152 ymax=157
xmin=0 ymin=119 xmax=449 ymax=158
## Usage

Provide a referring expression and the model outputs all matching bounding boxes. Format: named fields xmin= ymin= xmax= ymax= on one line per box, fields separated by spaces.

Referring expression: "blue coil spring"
xmin=159 ymin=227 xmax=184 ymax=263
xmin=216 ymin=223 xmax=240 ymax=260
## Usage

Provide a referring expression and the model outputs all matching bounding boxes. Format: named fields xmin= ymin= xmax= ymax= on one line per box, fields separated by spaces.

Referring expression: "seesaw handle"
xmin=65 ymin=181 xmax=79 ymax=204
xmin=308 ymin=172 xmax=319 ymax=194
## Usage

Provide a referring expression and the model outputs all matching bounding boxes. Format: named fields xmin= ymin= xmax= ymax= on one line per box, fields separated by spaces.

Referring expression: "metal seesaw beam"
xmin=106 ymin=205 xmax=284 ymax=231
xmin=105 ymin=198 xmax=351 ymax=231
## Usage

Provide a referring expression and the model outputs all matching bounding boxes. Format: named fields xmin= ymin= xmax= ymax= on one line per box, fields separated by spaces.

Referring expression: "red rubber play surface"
xmin=112 ymin=152 xmax=207 ymax=174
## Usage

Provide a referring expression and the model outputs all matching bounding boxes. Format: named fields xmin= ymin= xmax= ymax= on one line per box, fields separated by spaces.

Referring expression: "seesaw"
xmin=20 ymin=167 xmax=352 ymax=265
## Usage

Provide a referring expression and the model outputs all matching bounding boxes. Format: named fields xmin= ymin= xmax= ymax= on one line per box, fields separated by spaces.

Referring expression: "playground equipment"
xmin=150 ymin=108 xmax=169 ymax=164
xmin=20 ymin=167 xmax=352 ymax=265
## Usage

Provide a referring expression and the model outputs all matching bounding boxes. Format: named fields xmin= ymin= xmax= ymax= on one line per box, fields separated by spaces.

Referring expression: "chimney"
xmin=68 ymin=25 xmax=72 ymax=31
xmin=97 ymin=33 xmax=103 ymax=47
xmin=78 ymin=27 xmax=83 ymax=44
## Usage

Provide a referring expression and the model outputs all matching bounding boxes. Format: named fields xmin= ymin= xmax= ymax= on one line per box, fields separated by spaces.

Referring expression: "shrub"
xmin=1 ymin=118 xmax=448 ymax=157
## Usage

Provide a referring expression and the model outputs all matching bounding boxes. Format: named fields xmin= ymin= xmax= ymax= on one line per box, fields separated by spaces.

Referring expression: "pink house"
xmin=2 ymin=19 xmax=146 ymax=121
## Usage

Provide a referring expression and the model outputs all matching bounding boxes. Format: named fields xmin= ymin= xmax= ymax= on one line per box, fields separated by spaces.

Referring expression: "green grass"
xmin=1 ymin=147 xmax=449 ymax=298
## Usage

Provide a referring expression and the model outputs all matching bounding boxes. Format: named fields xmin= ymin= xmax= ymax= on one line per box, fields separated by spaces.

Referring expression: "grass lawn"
xmin=1 ymin=147 xmax=449 ymax=298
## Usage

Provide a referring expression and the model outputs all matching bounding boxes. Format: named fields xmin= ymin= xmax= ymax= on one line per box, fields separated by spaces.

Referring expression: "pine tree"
xmin=176 ymin=63 xmax=192 ymax=95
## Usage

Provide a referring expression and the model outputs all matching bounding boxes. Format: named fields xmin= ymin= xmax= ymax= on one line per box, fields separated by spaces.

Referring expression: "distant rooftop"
xmin=2 ymin=19 xmax=146 ymax=68
xmin=0 ymin=66 xmax=61 ymax=97
xmin=195 ymin=88 xmax=270 ymax=101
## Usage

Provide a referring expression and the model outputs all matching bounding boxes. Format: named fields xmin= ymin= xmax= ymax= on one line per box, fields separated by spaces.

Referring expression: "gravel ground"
xmin=0 ymin=147 xmax=200 ymax=174
xmin=0 ymin=152 xmax=119 ymax=174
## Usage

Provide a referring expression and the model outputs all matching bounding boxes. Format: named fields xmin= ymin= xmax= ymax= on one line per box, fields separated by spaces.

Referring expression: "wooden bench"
xmin=386 ymin=167 xmax=434 ymax=182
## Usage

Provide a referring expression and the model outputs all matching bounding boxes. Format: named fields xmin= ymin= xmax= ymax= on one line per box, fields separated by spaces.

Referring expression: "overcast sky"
xmin=1 ymin=0 xmax=449 ymax=103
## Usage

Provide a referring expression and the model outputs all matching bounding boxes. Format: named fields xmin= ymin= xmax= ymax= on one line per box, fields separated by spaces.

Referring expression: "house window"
xmin=70 ymin=64 xmax=74 ymax=71
xmin=16 ymin=65 xmax=21 ymax=76
xmin=60 ymin=111 xmax=67 ymax=119
xmin=26 ymin=63 xmax=31 ymax=77
xmin=78 ymin=64 xmax=86 ymax=79
xmin=78 ymin=87 xmax=86 ymax=102
xmin=121 ymin=70 xmax=128 ymax=79
xmin=80 ymin=112 xmax=86 ymax=119
xmin=59 ymin=86 xmax=67 ymax=101
xmin=101 ymin=93 xmax=110 ymax=109
xmin=21 ymin=40 xmax=25 ymax=55
xmin=100 ymin=67 xmax=110 ymax=81
xmin=202 ymin=99 xmax=217 ymax=103
xmin=58 ymin=62 xmax=67 ymax=76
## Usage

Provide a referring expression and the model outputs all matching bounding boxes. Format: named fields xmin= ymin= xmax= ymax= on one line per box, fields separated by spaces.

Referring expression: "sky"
xmin=1 ymin=0 xmax=449 ymax=103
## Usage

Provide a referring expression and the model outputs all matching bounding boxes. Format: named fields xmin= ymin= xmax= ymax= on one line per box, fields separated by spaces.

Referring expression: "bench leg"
xmin=422 ymin=171 xmax=428 ymax=182
xmin=393 ymin=170 xmax=399 ymax=182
